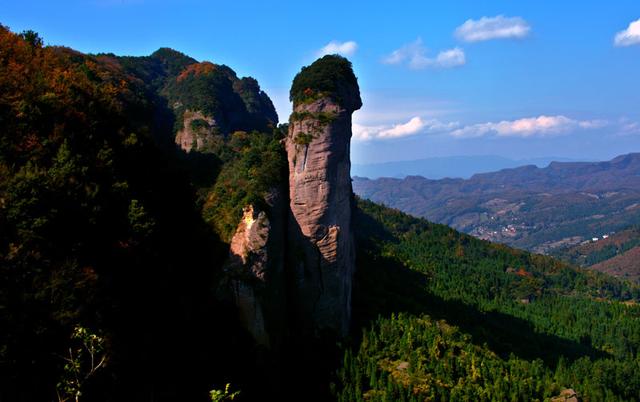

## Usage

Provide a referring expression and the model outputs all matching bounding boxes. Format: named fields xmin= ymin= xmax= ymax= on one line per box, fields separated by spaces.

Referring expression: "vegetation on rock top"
xmin=290 ymin=55 xmax=362 ymax=110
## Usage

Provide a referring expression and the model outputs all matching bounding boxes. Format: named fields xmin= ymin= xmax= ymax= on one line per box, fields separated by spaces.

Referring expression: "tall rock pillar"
xmin=285 ymin=55 xmax=362 ymax=335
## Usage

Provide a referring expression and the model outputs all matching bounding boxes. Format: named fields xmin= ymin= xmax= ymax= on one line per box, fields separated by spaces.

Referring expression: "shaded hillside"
xmin=553 ymin=226 xmax=640 ymax=283
xmin=0 ymin=26 xmax=281 ymax=401
xmin=353 ymin=153 xmax=640 ymax=253
xmin=114 ymin=48 xmax=278 ymax=138
xmin=339 ymin=199 xmax=640 ymax=401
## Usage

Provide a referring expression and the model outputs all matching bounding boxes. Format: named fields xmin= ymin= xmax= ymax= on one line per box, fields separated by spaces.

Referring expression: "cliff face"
xmin=220 ymin=55 xmax=361 ymax=341
xmin=222 ymin=191 xmax=286 ymax=347
xmin=174 ymin=109 xmax=221 ymax=152
xmin=285 ymin=56 xmax=362 ymax=335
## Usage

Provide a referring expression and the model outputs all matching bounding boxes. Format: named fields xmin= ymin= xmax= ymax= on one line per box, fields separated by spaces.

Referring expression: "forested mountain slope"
xmin=339 ymin=199 xmax=640 ymax=401
xmin=0 ymin=25 xmax=282 ymax=401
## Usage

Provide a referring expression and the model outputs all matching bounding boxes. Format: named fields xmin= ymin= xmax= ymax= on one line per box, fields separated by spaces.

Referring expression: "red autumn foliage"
xmin=176 ymin=61 xmax=217 ymax=82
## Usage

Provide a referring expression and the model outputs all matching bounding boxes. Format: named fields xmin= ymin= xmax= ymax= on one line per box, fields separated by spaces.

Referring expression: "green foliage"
xmin=202 ymin=129 xmax=286 ymax=241
xmin=294 ymin=132 xmax=314 ymax=145
xmin=127 ymin=199 xmax=156 ymax=239
xmin=190 ymin=118 xmax=211 ymax=131
xmin=338 ymin=199 xmax=640 ymax=401
xmin=339 ymin=314 xmax=640 ymax=402
xmin=0 ymin=26 xmax=251 ymax=401
xmin=289 ymin=55 xmax=361 ymax=108
xmin=209 ymin=383 xmax=240 ymax=402
xmin=289 ymin=110 xmax=337 ymax=124
xmin=162 ymin=62 xmax=277 ymax=135
xmin=56 ymin=326 xmax=107 ymax=402
xmin=19 ymin=29 xmax=43 ymax=47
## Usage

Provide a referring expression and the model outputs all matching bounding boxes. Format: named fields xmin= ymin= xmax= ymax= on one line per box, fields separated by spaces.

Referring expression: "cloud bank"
xmin=614 ymin=18 xmax=640 ymax=47
xmin=317 ymin=40 xmax=358 ymax=57
xmin=455 ymin=15 xmax=531 ymax=42
xmin=353 ymin=114 xmax=608 ymax=141
xmin=383 ymin=38 xmax=465 ymax=69
xmin=450 ymin=115 xmax=606 ymax=138
xmin=353 ymin=117 xmax=459 ymax=141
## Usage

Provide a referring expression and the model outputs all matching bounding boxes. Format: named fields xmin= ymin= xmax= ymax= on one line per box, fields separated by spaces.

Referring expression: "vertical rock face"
xmin=285 ymin=55 xmax=362 ymax=335
xmin=222 ymin=55 xmax=361 ymax=343
xmin=174 ymin=109 xmax=220 ymax=152
xmin=222 ymin=191 xmax=286 ymax=348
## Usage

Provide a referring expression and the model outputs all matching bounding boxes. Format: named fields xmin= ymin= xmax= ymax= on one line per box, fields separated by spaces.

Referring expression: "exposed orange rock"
xmin=222 ymin=190 xmax=287 ymax=348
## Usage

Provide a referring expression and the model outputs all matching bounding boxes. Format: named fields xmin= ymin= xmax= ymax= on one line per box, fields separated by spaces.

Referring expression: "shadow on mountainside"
xmin=351 ymin=207 xmax=610 ymax=367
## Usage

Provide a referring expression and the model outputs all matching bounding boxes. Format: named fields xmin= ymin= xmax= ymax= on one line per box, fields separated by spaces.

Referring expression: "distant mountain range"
xmin=352 ymin=155 xmax=584 ymax=179
xmin=353 ymin=153 xmax=640 ymax=254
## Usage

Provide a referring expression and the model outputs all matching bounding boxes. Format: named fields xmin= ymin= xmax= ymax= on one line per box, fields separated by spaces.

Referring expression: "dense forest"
xmin=1 ymin=25 xmax=639 ymax=401
xmin=340 ymin=200 xmax=640 ymax=401
xmin=0 ymin=25 xmax=282 ymax=401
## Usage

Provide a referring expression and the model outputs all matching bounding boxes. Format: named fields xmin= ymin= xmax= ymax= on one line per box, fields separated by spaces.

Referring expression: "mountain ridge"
xmin=354 ymin=152 xmax=640 ymax=253
xmin=352 ymin=155 xmax=586 ymax=179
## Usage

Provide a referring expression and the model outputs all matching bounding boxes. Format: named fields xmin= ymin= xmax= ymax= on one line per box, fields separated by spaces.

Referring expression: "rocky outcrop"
xmin=285 ymin=55 xmax=362 ymax=335
xmin=174 ymin=109 xmax=221 ymax=152
xmin=222 ymin=191 xmax=286 ymax=347
xmin=163 ymin=62 xmax=278 ymax=137
xmin=222 ymin=56 xmax=361 ymax=342
xmin=551 ymin=389 xmax=580 ymax=402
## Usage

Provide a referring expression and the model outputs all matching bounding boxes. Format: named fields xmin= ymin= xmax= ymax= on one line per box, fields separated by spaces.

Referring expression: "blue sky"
xmin=3 ymin=0 xmax=640 ymax=163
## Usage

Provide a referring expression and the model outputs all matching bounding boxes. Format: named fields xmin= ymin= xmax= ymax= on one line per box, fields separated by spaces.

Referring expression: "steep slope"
xmin=353 ymin=153 xmax=640 ymax=253
xmin=111 ymin=47 xmax=278 ymax=152
xmin=338 ymin=199 xmax=640 ymax=401
xmin=0 ymin=27 xmax=280 ymax=401
xmin=590 ymin=246 xmax=640 ymax=282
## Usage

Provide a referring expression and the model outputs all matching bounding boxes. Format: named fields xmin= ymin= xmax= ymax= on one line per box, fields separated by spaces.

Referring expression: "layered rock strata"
xmin=285 ymin=58 xmax=362 ymax=335
xmin=223 ymin=56 xmax=361 ymax=342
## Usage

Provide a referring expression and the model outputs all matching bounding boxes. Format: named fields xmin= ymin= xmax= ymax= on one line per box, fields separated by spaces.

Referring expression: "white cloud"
xmin=353 ymin=117 xmax=459 ymax=141
xmin=622 ymin=122 xmax=640 ymax=134
xmin=450 ymin=115 xmax=606 ymax=138
xmin=352 ymin=123 xmax=386 ymax=141
xmin=433 ymin=48 xmax=466 ymax=68
xmin=455 ymin=15 xmax=530 ymax=42
xmin=614 ymin=18 xmax=640 ymax=47
xmin=317 ymin=40 xmax=358 ymax=57
xmin=383 ymin=38 xmax=465 ymax=69
xmin=616 ymin=118 xmax=640 ymax=135
xmin=379 ymin=117 xmax=427 ymax=138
